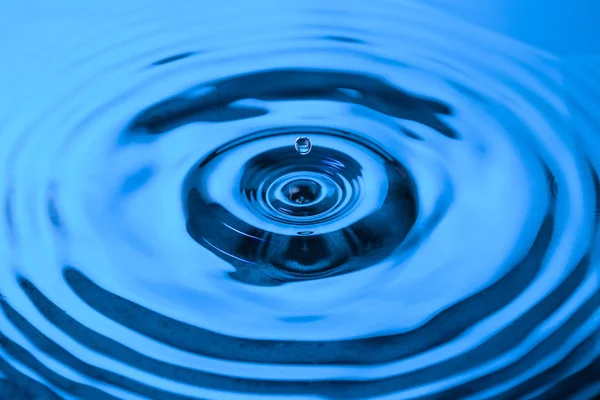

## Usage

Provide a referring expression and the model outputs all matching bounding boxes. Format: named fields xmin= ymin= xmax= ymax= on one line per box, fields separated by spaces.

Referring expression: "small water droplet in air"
xmin=295 ymin=136 xmax=312 ymax=155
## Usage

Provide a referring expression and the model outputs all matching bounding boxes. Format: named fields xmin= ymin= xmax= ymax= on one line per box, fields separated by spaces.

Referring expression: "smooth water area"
xmin=1 ymin=1 xmax=599 ymax=399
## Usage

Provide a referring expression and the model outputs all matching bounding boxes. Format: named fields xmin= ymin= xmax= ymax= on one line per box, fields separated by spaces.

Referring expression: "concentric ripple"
xmin=184 ymin=126 xmax=416 ymax=285
xmin=1 ymin=1 xmax=599 ymax=399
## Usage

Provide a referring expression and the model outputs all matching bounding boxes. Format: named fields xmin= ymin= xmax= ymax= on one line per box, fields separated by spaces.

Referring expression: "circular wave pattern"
xmin=185 ymin=126 xmax=416 ymax=285
xmin=1 ymin=1 xmax=599 ymax=399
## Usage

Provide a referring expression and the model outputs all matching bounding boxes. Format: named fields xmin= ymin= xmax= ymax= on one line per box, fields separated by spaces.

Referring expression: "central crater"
xmin=183 ymin=128 xmax=418 ymax=286
xmin=283 ymin=179 xmax=320 ymax=205
xmin=242 ymin=146 xmax=357 ymax=227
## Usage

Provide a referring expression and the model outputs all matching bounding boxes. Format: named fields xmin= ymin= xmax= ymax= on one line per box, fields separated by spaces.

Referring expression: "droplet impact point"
xmin=295 ymin=136 xmax=312 ymax=155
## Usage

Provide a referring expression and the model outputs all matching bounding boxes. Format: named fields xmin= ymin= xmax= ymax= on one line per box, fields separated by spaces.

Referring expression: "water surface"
xmin=0 ymin=1 xmax=599 ymax=399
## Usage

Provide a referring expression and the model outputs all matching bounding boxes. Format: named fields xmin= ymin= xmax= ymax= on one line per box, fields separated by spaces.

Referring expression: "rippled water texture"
xmin=1 ymin=1 xmax=599 ymax=399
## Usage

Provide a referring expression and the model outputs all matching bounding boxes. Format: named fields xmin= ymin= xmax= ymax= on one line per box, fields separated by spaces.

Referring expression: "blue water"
xmin=1 ymin=1 xmax=599 ymax=399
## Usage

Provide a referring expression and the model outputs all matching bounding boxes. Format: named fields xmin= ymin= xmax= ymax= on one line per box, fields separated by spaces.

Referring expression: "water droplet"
xmin=295 ymin=136 xmax=312 ymax=155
